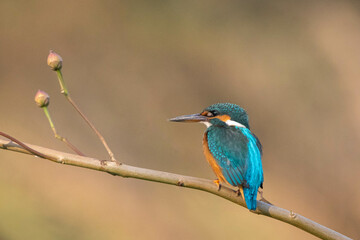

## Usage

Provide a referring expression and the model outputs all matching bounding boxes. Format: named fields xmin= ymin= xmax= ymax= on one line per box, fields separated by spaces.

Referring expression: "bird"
xmin=169 ymin=103 xmax=264 ymax=210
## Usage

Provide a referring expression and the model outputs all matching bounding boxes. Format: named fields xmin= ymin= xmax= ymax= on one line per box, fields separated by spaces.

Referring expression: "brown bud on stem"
xmin=35 ymin=90 xmax=50 ymax=107
xmin=47 ymin=50 xmax=63 ymax=71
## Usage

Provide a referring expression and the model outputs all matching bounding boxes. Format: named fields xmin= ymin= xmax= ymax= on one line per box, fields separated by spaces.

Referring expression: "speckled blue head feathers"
xmin=203 ymin=103 xmax=250 ymax=129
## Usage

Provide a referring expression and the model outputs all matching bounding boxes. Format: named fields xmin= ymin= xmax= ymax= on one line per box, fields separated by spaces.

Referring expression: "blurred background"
xmin=0 ymin=0 xmax=359 ymax=239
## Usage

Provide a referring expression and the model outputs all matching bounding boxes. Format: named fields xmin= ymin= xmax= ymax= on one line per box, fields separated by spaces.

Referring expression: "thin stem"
xmin=55 ymin=69 xmax=117 ymax=163
xmin=42 ymin=106 xmax=85 ymax=156
xmin=0 ymin=132 xmax=54 ymax=160
xmin=56 ymin=70 xmax=68 ymax=96
xmin=0 ymin=137 xmax=352 ymax=240
xmin=43 ymin=106 xmax=56 ymax=133
xmin=66 ymin=96 xmax=116 ymax=162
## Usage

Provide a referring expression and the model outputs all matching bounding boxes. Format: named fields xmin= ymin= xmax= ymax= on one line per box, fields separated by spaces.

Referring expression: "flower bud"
xmin=47 ymin=50 xmax=63 ymax=70
xmin=35 ymin=90 xmax=50 ymax=107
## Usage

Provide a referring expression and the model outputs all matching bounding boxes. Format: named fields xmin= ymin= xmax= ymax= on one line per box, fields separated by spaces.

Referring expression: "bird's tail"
xmin=243 ymin=187 xmax=257 ymax=210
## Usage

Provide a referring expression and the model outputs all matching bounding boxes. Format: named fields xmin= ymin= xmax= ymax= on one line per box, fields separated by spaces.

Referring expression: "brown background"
xmin=0 ymin=1 xmax=359 ymax=239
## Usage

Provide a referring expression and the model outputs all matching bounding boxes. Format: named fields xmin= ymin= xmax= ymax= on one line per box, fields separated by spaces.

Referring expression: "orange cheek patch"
xmin=212 ymin=114 xmax=231 ymax=122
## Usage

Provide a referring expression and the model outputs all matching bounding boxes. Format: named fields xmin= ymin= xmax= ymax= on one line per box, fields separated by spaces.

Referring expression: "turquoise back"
xmin=206 ymin=125 xmax=263 ymax=210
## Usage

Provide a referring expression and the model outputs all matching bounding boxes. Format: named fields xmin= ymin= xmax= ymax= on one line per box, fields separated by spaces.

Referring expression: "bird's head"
xmin=169 ymin=103 xmax=250 ymax=129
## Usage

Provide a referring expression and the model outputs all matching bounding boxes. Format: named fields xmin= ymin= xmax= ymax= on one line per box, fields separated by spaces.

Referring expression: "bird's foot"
xmin=213 ymin=179 xmax=222 ymax=191
xmin=236 ymin=187 xmax=245 ymax=200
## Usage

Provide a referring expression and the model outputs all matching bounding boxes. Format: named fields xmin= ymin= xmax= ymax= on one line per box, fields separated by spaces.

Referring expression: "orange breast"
xmin=203 ymin=133 xmax=228 ymax=184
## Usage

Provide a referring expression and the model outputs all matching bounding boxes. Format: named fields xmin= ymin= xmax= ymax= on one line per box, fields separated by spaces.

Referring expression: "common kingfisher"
xmin=170 ymin=103 xmax=264 ymax=210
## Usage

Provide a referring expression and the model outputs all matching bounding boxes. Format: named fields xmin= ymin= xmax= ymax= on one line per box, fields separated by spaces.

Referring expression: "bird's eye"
xmin=207 ymin=111 xmax=219 ymax=117
xmin=206 ymin=112 xmax=214 ymax=117
xmin=202 ymin=110 xmax=219 ymax=117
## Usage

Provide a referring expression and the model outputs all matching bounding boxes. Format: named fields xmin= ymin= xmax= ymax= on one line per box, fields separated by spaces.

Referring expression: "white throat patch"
xmin=201 ymin=121 xmax=212 ymax=128
xmin=200 ymin=120 xmax=245 ymax=128
xmin=225 ymin=119 xmax=246 ymax=128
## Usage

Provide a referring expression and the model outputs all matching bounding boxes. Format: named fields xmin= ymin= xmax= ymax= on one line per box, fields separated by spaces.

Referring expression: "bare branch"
xmin=0 ymin=138 xmax=352 ymax=240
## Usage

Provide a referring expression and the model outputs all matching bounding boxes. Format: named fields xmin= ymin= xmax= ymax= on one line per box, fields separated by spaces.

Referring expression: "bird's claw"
xmin=236 ymin=187 xmax=245 ymax=200
xmin=236 ymin=189 xmax=241 ymax=196
xmin=213 ymin=179 xmax=222 ymax=191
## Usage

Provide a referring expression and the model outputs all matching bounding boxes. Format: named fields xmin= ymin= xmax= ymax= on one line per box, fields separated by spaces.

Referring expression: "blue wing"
xmin=207 ymin=126 xmax=263 ymax=210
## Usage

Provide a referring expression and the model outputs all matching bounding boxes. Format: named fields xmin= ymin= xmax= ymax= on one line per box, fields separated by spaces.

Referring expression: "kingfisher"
xmin=170 ymin=103 xmax=264 ymax=210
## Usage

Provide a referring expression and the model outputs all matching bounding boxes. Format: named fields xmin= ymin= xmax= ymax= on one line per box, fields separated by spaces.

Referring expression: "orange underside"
xmin=203 ymin=133 xmax=229 ymax=184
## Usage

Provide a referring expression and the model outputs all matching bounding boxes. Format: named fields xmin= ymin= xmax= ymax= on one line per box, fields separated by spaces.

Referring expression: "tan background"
xmin=0 ymin=1 xmax=359 ymax=239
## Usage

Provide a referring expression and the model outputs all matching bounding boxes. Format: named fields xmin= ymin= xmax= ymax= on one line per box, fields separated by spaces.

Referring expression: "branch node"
xmin=177 ymin=179 xmax=184 ymax=186
xmin=100 ymin=160 xmax=108 ymax=166
xmin=290 ymin=210 xmax=297 ymax=219
xmin=59 ymin=157 xmax=65 ymax=164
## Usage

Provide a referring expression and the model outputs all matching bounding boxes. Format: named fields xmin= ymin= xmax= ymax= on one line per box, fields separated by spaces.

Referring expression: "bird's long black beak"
xmin=169 ymin=113 xmax=208 ymax=123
